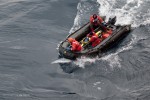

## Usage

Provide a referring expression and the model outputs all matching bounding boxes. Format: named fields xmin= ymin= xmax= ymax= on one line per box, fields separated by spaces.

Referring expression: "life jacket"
xmin=90 ymin=16 xmax=103 ymax=26
xmin=102 ymin=34 xmax=110 ymax=39
xmin=102 ymin=29 xmax=112 ymax=39
xmin=89 ymin=34 xmax=101 ymax=47
xmin=71 ymin=41 xmax=82 ymax=51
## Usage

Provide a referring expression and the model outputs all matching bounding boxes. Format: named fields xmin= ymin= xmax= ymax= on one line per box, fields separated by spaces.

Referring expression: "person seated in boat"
xmin=90 ymin=14 xmax=107 ymax=32
xmin=87 ymin=32 xmax=102 ymax=47
xmin=81 ymin=31 xmax=102 ymax=47
xmin=67 ymin=38 xmax=82 ymax=52
xmin=102 ymin=29 xmax=113 ymax=40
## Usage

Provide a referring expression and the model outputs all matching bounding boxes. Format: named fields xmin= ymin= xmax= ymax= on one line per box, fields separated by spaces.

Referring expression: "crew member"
xmin=102 ymin=29 xmax=112 ymax=39
xmin=87 ymin=32 xmax=102 ymax=47
xmin=67 ymin=38 xmax=82 ymax=52
xmin=90 ymin=14 xmax=107 ymax=32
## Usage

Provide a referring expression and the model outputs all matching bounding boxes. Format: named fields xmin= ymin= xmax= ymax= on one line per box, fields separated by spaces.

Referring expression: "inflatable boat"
xmin=58 ymin=16 xmax=131 ymax=60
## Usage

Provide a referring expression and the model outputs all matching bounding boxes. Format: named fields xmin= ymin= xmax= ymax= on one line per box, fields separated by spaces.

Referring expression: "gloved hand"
xmin=84 ymin=37 xmax=89 ymax=42
xmin=87 ymin=31 xmax=95 ymax=37
xmin=102 ymin=21 xmax=108 ymax=27
xmin=66 ymin=45 xmax=72 ymax=51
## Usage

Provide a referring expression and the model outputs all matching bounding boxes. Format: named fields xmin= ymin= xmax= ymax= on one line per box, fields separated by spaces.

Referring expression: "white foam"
xmin=69 ymin=1 xmax=97 ymax=33
xmin=69 ymin=2 xmax=83 ymax=33
xmin=102 ymin=54 xmax=122 ymax=68
xmin=93 ymin=81 xmax=101 ymax=86
xmin=101 ymin=34 xmax=136 ymax=67
xmin=73 ymin=56 xmax=97 ymax=68
xmin=68 ymin=0 xmax=150 ymax=68
xmin=97 ymin=87 xmax=102 ymax=90
xmin=69 ymin=14 xmax=81 ymax=34
xmin=97 ymin=0 xmax=150 ymax=27
xmin=51 ymin=58 xmax=72 ymax=64
xmin=72 ymin=34 xmax=138 ymax=68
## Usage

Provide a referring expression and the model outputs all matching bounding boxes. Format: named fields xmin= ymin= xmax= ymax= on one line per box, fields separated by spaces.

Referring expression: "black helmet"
xmin=93 ymin=14 xmax=97 ymax=19
xmin=89 ymin=32 xmax=94 ymax=35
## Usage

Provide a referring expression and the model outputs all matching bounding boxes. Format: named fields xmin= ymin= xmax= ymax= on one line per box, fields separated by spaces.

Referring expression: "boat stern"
xmin=59 ymin=42 xmax=77 ymax=60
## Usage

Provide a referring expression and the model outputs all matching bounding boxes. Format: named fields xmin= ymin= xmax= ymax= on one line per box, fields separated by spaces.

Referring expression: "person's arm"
xmin=90 ymin=16 xmax=95 ymax=32
xmin=71 ymin=43 xmax=76 ymax=51
xmin=90 ymin=23 xmax=94 ymax=32
xmin=97 ymin=16 xmax=103 ymax=23
xmin=98 ymin=16 xmax=108 ymax=26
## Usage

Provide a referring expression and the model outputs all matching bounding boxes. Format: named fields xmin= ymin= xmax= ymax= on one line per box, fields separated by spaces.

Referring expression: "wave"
xmin=67 ymin=0 xmax=150 ymax=68
xmin=97 ymin=0 xmax=150 ymax=27
xmin=69 ymin=0 xmax=99 ymax=33
xmin=51 ymin=58 xmax=72 ymax=64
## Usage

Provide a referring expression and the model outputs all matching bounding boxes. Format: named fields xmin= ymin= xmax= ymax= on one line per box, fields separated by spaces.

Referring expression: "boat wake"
xmin=74 ymin=56 xmax=97 ymax=68
xmin=97 ymin=0 xmax=150 ymax=27
xmin=69 ymin=0 xmax=99 ymax=33
xmin=51 ymin=58 xmax=72 ymax=64
xmin=67 ymin=0 xmax=150 ymax=69
xmin=70 ymin=0 xmax=150 ymax=34
xmin=73 ymin=30 xmax=148 ymax=69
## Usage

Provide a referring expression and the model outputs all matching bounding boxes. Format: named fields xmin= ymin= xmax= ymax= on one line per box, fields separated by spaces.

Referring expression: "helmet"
xmin=89 ymin=32 xmax=94 ymax=35
xmin=93 ymin=14 xmax=97 ymax=19
xmin=68 ymin=38 xmax=75 ymax=43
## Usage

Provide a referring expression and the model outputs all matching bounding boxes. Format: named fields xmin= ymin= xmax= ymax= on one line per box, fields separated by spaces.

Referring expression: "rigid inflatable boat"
xmin=58 ymin=16 xmax=131 ymax=60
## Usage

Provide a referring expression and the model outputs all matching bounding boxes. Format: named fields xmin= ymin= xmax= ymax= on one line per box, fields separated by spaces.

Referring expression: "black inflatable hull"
xmin=59 ymin=22 xmax=131 ymax=60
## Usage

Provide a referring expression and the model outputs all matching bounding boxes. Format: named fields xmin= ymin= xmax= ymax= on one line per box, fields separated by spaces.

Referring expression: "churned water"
xmin=0 ymin=0 xmax=150 ymax=100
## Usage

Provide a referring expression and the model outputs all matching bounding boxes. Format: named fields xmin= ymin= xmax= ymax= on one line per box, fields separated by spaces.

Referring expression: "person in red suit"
xmin=67 ymin=38 xmax=82 ymax=52
xmin=102 ymin=29 xmax=113 ymax=39
xmin=90 ymin=14 xmax=107 ymax=32
xmin=87 ymin=32 xmax=102 ymax=47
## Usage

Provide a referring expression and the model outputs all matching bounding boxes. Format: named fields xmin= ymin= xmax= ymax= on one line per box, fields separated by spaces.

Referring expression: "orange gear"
xmin=102 ymin=34 xmax=110 ymax=39
xmin=68 ymin=38 xmax=75 ymax=43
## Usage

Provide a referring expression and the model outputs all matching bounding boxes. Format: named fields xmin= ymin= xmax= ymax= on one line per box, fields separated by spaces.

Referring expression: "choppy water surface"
xmin=0 ymin=0 xmax=150 ymax=100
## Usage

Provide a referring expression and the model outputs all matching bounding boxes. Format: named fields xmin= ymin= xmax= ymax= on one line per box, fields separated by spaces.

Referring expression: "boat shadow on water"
xmin=59 ymin=63 xmax=80 ymax=74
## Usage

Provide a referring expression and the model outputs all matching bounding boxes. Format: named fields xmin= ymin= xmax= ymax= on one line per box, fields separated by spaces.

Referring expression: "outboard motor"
xmin=108 ymin=16 xmax=116 ymax=25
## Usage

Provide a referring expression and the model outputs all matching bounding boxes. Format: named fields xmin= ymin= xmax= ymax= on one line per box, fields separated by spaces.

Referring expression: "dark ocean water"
xmin=0 ymin=0 xmax=150 ymax=100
